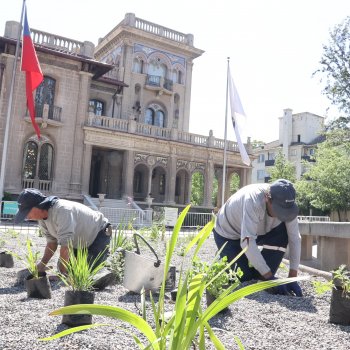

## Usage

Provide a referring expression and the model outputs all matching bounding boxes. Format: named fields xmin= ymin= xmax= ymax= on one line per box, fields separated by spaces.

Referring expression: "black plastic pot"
xmin=25 ymin=272 xmax=52 ymax=299
xmin=62 ymin=290 xmax=95 ymax=327
xmin=329 ymin=287 xmax=350 ymax=326
xmin=206 ymin=290 xmax=228 ymax=313
xmin=0 ymin=251 xmax=14 ymax=268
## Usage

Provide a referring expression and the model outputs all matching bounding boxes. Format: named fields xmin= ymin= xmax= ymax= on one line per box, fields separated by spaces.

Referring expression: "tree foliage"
xmin=268 ymin=150 xmax=296 ymax=183
xmin=191 ymin=172 xmax=204 ymax=206
xmin=296 ymin=134 xmax=350 ymax=220
xmin=314 ymin=16 xmax=350 ymax=116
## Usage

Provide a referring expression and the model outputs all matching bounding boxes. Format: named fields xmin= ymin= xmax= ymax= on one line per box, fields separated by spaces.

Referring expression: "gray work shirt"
xmin=38 ymin=199 xmax=108 ymax=248
xmin=215 ymin=183 xmax=301 ymax=276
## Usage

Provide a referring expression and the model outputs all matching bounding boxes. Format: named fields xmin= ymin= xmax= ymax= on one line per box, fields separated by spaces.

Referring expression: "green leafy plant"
xmin=10 ymin=238 xmax=41 ymax=279
xmin=191 ymin=255 xmax=242 ymax=298
xmin=56 ymin=242 xmax=106 ymax=292
xmin=41 ymin=205 xmax=306 ymax=349
xmin=108 ymin=225 xmax=134 ymax=283
xmin=313 ymin=264 xmax=350 ymax=298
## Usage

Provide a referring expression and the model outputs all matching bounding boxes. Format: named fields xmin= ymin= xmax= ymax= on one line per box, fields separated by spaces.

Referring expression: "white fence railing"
xmin=100 ymin=207 xmax=152 ymax=228
xmin=297 ymin=216 xmax=330 ymax=222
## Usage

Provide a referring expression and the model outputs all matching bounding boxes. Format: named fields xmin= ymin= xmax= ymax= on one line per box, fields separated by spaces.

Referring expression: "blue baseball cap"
xmin=14 ymin=188 xmax=47 ymax=224
xmin=270 ymin=179 xmax=299 ymax=222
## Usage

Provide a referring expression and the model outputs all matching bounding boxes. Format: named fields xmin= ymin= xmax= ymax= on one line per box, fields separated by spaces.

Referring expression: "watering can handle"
xmin=133 ymin=233 xmax=161 ymax=267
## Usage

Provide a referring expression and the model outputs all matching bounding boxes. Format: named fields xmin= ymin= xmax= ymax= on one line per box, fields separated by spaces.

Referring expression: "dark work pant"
xmin=73 ymin=227 xmax=111 ymax=268
xmin=213 ymin=223 xmax=288 ymax=282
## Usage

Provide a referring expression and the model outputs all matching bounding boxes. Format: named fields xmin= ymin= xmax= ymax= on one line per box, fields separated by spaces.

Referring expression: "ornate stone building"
xmin=0 ymin=13 xmax=252 ymax=208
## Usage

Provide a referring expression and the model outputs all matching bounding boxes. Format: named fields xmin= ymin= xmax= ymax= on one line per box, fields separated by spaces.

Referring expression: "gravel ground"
xmin=0 ymin=228 xmax=349 ymax=350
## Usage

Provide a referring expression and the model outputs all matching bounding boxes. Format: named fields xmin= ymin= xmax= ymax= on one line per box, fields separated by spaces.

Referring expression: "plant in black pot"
xmin=11 ymin=238 xmax=51 ymax=299
xmin=0 ymin=235 xmax=14 ymax=268
xmin=313 ymin=264 xmax=350 ymax=326
xmin=56 ymin=242 xmax=106 ymax=327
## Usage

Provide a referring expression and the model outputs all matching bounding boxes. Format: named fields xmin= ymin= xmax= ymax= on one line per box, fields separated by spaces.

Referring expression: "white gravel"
xmin=0 ymin=228 xmax=349 ymax=350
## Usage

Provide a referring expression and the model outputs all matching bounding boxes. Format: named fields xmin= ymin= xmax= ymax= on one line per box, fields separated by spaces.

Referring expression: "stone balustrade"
xmin=85 ymin=115 xmax=244 ymax=152
xmin=299 ymin=222 xmax=350 ymax=272
xmin=4 ymin=21 xmax=95 ymax=58
xmin=123 ymin=13 xmax=193 ymax=46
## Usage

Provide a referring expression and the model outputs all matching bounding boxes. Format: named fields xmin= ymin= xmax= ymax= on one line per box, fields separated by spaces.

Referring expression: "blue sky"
xmin=1 ymin=0 xmax=349 ymax=142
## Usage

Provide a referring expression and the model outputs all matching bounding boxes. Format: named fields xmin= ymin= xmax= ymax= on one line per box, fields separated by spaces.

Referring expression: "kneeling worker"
xmin=213 ymin=179 xmax=302 ymax=296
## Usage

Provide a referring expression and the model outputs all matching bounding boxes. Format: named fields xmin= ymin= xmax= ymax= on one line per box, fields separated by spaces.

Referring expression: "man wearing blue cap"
xmin=213 ymin=179 xmax=303 ymax=296
xmin=14 ymin=188 xmax=114 ymax=289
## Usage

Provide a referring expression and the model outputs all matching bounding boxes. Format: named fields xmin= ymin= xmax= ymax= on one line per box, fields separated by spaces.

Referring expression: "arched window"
xmin=35 ymin=76 xmax=56 ymax=119
xmin=148 ymin=60 xmax=167 ymax=78
xmin=145 ymin=106 xmax=165 ymax=127
xmin=22 ymin=139 xmax=54 ymax=190
xmin=155 ymin=110 xmax=164 ymax=127
xmin=89 ymin=99 xmax=105 ymax=116
xmin=133 ymin=58 xmax=144 ymax=73
xmin=145 ymin=108 xmax=155 ymax=125
xmin=133 ymin=171 xmax=142 ymax=193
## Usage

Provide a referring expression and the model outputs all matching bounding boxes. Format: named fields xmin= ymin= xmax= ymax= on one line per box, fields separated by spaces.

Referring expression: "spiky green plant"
xmin=56 ymin=241 xmax=106 ymax=292
xmin=41 ymin=205 xmax=306 ymax=349
xmin=10 ymin=238 xmax=40 ymax=278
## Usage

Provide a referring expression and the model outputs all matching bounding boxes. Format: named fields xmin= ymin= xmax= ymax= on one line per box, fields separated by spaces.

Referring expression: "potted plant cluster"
xmin=41 ymin=205 xmax=305 ymax=349
xmin=313 ymin=264 xmax=350 ymax=326
xmin=56 ymin=242 xmax=106 ymax=327
xmin=0 ymin=236 xmax=14 ymax=268
xmin=11 ymin=238 xmax=51 ymax=299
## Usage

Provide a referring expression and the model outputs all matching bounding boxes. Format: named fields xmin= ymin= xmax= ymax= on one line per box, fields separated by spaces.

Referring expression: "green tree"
xmin=268 ymin=150 xmax=296 ymax=183
xmin=299 ymin=138 xmax=350 ymax=220
xmin=190 ymin=172 xmax=204 ymax=206
xmin=314 ymin=16 xmax=350 ymax=116
xmin=229 ymin=173 xmax=240 ymax=195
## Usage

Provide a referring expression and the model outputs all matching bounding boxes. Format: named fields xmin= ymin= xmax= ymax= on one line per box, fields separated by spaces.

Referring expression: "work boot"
xmin=92 ymin=268 xmax=115 ymax=290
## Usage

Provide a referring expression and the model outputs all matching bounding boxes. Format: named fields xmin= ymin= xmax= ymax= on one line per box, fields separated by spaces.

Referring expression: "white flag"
xmin=227 ymin=66 xmax=251 ymax=166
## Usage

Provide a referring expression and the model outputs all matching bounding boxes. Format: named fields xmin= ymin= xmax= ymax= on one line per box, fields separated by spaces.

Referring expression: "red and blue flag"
xmin=21 ymin=6 xmax=43 ymax=139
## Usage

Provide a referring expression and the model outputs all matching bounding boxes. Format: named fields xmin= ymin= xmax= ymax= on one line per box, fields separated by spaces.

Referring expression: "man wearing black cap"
xmin=213 ymin=179 xmax=302 ymax=296
xmin=14 ymin=188 xmax=113 ymax=289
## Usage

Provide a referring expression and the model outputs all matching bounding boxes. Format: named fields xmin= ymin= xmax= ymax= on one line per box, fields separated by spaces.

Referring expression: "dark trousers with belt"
xmin=213 ymin=223 xmax=288 ymax=282
xmin=74 ymin=224 xmax=111 ymax=268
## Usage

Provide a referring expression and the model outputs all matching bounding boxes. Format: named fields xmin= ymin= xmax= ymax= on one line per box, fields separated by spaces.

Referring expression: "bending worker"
xmin=14 ymin=188 xmax=113 ymax=289
xmin=213 ymin=179 xmax=302 ymax=296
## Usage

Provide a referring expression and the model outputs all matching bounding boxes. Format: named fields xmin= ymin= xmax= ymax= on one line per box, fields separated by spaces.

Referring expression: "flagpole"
xmin=0 ymin=0 xmax=26 ymax=200
xmin=221 ymin=57 xmax=230 ymax=207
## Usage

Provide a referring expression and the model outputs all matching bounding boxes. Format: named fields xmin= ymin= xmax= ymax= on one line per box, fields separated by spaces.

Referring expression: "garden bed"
xmin=0 ymin=228 xmax=349 ymax=349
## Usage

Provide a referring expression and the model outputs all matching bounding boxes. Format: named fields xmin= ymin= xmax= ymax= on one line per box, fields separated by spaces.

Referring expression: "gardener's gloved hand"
xmin=285 ymin=281 xmax=303 ymax=297
xmin=267 ymin=277 xmax=303 ymax=297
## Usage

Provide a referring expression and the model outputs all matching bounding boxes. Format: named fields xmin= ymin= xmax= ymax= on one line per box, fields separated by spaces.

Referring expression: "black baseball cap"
xmin=14 ymin=188 xmax=47 ymax=224
xmin=270 ymin=179 xmax=299 ymax=222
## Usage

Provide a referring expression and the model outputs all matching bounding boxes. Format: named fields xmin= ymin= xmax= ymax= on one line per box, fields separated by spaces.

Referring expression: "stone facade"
xmin=0 ymin=13 xmax=252 ymax=208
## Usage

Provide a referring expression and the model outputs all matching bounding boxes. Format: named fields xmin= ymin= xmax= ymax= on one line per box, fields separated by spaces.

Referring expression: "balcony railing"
xmin=86 ymin=115 xmax=247 ymax=156
xmin=22 ymin=178 xmax=52 ymax=192
xmin=265 ymin=159 xmax=275 ymax=166
xmin=35 ymin=103 xmax=62 ymax=122
xmin=146 ymin=75 xmax=173 ymax=92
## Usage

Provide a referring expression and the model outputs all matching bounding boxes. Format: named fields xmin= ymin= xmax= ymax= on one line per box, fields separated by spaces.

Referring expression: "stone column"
xmin=81 ymin=144 xmax=92 ymax=194
xmin=203 ymin=160 xmax=214 ymax=207
xmin=123 ymin=150 xmax=134 ymax=197
xmin=216 ymin=168 xmax=223 ymax=208
xmin=69 ymin=71 xmax=93 ymax=194
xmin=182 ymin=60 xmax=193 ymax=131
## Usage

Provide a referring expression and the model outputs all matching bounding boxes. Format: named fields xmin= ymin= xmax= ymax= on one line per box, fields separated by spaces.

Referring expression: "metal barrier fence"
xmin=297 ymin=216 xmax=330 ymax=222
xmin=100 ymin=207 xmax=153 ymax=228
xmin=179 ymin=212 xmax=213 ymax=228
